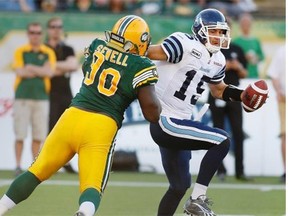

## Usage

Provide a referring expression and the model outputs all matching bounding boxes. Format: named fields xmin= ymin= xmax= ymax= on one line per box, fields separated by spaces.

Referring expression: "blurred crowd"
xmin=0 ymin=0 xmax=257 ymax=18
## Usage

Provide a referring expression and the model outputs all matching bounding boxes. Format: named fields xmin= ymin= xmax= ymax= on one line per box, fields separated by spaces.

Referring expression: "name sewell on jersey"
xmin=71 ymin=38 xmax=158 ymax=127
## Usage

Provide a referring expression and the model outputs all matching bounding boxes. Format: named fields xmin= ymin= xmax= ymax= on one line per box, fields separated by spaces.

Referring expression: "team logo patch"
xmin=191 ymin=49 xmax=201 ymax=59
xmin=152 ymin=69 xmax=158 ymax=77
xmin=84 ymin=46 xmax=89 ymax=58
xmin=141 ymin=32 xmax=149 ymax=42
xmin=38 ymin=54 xmax=45 ymax=60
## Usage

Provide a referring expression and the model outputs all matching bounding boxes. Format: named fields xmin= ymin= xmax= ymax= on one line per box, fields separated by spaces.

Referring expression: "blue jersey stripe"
xmin=210 ymin=66 xmax=226 ymax=83
xmin=170 ymin=35 xmax=183 ymax=63
xmin=163 ymin=40 xmax=175 ymax=62
xmin=162 ymin=43 xmax=173 ymax=62
xmin=163 ymin=36 xmax=183 ymax=63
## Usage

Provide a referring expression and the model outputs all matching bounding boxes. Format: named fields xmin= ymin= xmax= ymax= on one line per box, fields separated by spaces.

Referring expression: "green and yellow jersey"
xmin=233 ymin=37 xmax=264 ymax=78
xmin=13 ymin=44 xmax=56 ymax=100
xmin=71 ymin=38 xmax=158 ymax=128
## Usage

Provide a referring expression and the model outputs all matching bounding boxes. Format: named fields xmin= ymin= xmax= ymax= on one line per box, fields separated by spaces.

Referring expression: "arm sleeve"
xmin=12 ymin=47 xmax=24 ymax=69
xmin=161 ymin=32 xmax=184 ymax=63
xmin=133 ymin=66 xmax=158 ymax=89
xmin=66 ymin=46 xmax=75 ymax=57
xmin=48 ymin=49 xmax=57 ymax=70
xmin=209 ymin=66 xmax=226 ymax=84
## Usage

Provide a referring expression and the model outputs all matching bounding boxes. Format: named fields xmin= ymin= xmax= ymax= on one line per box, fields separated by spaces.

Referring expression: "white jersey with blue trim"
xmin=154 ymin=32 xmax=226 ymax=119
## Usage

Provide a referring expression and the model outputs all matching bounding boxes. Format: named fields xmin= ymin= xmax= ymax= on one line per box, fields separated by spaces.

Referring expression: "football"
xmin=241 ymin=80 xmax=269 ymax=112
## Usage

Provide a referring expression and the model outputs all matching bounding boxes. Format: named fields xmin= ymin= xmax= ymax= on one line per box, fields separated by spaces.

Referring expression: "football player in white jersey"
xmin=147 ymin=9 xmax=241 ymax=216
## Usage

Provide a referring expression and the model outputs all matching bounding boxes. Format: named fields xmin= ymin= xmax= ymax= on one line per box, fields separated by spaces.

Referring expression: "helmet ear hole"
xmin=123 ymin=41 xmax=133 ymax=52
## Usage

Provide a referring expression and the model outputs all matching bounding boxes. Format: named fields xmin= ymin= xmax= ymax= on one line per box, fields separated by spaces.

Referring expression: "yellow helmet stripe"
xmin=117 ymin=15 xmax=137 ymax=37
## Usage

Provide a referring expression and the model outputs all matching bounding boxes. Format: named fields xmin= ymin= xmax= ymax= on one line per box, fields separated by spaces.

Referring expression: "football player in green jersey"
xmin=0 ymin=15 xmax=161 ymax=216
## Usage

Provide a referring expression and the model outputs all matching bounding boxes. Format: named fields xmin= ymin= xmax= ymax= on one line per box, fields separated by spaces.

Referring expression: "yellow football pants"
xmin=29 ymin=106 xmax=118 ymax=194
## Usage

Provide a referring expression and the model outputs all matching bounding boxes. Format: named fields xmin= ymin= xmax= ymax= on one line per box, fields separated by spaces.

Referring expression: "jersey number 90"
xmin=84 ymin=51 xmax=120 ymax=96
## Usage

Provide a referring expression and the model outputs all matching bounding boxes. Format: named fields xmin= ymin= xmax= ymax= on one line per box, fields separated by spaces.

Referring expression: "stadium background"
xmin=0 ymin=7 xmax=285 ymax=177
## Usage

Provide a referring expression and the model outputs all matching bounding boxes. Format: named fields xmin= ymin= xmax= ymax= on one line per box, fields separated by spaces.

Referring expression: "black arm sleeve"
xmin=222 ymin=85 xmax=243 ymax=101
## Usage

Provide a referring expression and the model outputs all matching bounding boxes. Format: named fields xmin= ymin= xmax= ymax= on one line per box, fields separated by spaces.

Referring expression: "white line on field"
xmin=0 ymin=179 xmax=285 ymax=191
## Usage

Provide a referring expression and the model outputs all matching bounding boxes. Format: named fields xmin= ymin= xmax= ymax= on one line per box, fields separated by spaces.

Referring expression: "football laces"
xmin=253 ymin=95 xmax=263 ymax=109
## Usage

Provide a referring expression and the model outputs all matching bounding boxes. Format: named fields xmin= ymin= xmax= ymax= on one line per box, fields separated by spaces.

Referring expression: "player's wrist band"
xmin=222 ymin=85 xmax=243 ymax=101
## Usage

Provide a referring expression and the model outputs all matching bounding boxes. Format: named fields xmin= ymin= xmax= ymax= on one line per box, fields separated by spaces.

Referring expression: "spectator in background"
xmin=130 ymin=0 xmax=164 ymax=15
xmin=68 ymin=0 xmax=96 ymax=13
xmin=35 ymin=0 xmax=69 ymax=11
xmin=125 ymin=0 xmax=141 ymax=13
xmin=109 ymin=0 xmax=125 ymax=13
xmin=206 ymin=0 xmax=257 ymax=19
xmin=57 ymin=0 xmax=70 ymax=11
xmin=46 ymin=17 xmax=79 ymax=173
xmin=233 ymin=13 xmax=264 ymax=78
xmin=12 ymin=22 xmax=56 ymax=176
xmin=40 ymin=0 xmax=58 ymax=12
xmin=94 ymin=0 xmax=109 ymax=11
xmin=267 ymin=45 xmax=286 ymax=183
xmin=0 ymin=0 xmax=35 ymax=12
xmin=166 ymin=0 xmax=204 ymax=17
xmin=208 ymin=18 xmax=249 ymax=181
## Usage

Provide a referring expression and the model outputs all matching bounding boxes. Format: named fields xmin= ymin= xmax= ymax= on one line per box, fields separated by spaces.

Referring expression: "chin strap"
xmin=205 ymin=42 xmax=220 ymax=54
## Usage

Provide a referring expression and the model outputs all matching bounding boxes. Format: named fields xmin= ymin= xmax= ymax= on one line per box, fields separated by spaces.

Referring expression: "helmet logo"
xmin=141 ymin=32 xmax=149 ymax=42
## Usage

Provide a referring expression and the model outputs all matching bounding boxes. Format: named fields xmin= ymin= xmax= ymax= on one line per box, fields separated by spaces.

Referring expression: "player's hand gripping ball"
xmin=242 ymin=80 xmax=268 ymax=112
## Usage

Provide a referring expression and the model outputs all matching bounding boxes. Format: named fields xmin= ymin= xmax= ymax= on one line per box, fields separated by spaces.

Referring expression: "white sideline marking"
xmin=0 ymin=179 xmax=285 ymax=191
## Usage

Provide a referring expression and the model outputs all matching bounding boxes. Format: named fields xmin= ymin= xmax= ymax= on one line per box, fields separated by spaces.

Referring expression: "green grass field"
xmin=0 ymin=170 xmax=285 ymax=216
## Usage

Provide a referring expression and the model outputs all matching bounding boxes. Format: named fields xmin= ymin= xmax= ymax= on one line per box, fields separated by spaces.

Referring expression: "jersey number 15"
xmin=174 ymin=69 xmax=204 ymax=105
